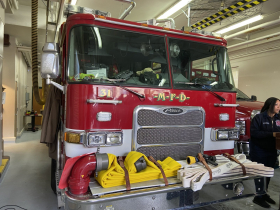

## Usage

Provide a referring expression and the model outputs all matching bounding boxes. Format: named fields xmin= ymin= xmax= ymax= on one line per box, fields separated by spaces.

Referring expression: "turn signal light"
xmin=64 ymin=132 xmax=84 ymax=143
xmin=96 ymin=15 xmax=106 ymax=19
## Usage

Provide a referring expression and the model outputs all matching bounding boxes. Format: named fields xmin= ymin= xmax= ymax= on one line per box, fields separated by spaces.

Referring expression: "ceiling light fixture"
xmin=216 ymin=15 xmax=263 ymax=34
xmin=157 ymin=0 xmax=193 ymax=20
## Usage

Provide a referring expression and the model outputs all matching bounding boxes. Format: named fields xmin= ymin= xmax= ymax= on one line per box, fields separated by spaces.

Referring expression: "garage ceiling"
xmin=4 ymin=0 xmax=280 ymax=52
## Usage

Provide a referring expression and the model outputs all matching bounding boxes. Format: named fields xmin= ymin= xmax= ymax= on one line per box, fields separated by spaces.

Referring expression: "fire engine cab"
xmin=40 ymin=4 xmax=268 ymax=210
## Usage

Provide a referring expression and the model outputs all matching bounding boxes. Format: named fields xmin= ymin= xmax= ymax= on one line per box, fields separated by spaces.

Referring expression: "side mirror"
xmin=251 ymin=95 xmax=257 ymax=101
xmin=40 ymin=42 xmax=60 ymax=79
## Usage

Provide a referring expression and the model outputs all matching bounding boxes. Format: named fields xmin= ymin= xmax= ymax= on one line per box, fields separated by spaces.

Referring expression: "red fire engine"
xmin=234 ymin=88 xmax=263 ymax=155
xmin=40 ymin=4 xmax=267 ymax=210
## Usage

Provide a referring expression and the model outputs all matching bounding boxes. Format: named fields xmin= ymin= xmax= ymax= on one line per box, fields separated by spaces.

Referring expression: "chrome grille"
xmin=137 ymin=127 xmax=202 ymax=144
xmin=138 ymin=110 xmax=203 ymax=126
xmin=132 ymin=106 xmax=205 ymax=161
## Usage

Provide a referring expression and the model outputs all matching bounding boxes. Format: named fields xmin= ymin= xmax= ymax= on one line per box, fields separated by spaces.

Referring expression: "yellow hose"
xmin=32 ymin=0 xmax=46 ymax=105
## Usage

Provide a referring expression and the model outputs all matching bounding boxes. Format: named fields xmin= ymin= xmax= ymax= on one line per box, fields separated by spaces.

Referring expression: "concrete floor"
xmin=0 ymin=131 xmax=58 ymax=210
xmin=0 ymin=131 xmax=279 ymax=210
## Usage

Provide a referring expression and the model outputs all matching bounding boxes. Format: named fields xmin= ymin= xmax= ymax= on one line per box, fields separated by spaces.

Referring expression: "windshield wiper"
xmin=236 ymin=97 xmax=251 ymax=100
xmin=96 ymin=77 xmax=145 ymax=99
xmin=236 ymin=97 xmax=250 ymax=100
xmin=90 ymin=78 xmax=127 ymax=82
xmin=176 ymin=82 xmax=226 ymax=102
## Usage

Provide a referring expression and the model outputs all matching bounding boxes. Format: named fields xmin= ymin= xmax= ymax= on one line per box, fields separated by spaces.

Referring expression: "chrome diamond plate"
xmin=137 ymin=127 xmax=202 ymax=144
xmin=138 ymin=110 xmax=203 ymax=126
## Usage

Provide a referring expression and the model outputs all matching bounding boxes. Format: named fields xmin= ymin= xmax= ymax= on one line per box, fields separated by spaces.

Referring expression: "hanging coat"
xmin=40 ymin=82 xmax=61 ymax=160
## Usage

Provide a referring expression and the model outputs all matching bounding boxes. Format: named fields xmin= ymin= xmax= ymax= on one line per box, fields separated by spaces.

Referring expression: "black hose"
xmin=32 ymin=0 xmax=46 ymax=105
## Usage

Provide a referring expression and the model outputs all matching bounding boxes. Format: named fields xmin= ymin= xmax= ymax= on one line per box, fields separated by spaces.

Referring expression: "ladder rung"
xmin=48 ymin=22 xmax=56 ymax=25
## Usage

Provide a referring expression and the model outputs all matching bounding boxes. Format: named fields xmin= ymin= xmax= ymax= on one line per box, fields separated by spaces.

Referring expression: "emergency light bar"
xmin=191 ymin=28 xmax=221 ymax=37
xmin=64 ymin=4 xmax=111 ymax=18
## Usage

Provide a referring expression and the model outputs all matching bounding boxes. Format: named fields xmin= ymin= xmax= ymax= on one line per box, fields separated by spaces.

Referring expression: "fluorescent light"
xmin=70 ymin=0 xmax=77 ymax=5
xmin=216 ymin=15 xmax=263 ymax=34
xmin=157 ymin=0 xmax=193 ymax=19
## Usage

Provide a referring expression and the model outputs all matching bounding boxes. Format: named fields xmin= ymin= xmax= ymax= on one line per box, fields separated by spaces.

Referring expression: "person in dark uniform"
xmin=250 ymin=97 xmax=280 ymax=208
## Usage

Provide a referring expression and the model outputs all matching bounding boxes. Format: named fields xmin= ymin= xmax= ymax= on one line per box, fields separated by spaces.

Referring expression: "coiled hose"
xmin=32 ymin=0 xmax=47 ymax=105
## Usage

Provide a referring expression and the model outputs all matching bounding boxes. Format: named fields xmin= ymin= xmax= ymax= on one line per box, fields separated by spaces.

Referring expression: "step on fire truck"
xmin=40 ymin=2 xmax=267 ymax=209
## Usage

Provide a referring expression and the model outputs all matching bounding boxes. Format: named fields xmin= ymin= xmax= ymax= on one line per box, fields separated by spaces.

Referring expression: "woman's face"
xmin=273 ymin=100 xmax=280 ymax=114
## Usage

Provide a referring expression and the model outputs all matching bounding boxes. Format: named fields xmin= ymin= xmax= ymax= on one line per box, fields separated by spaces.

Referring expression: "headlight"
xmin=88 ymin=133 xmax=106 ymax=146
xmin=218 ymin=131 xmax=229 ymax=139
xmin=235 ymin=120 xmax=246 ymax=135
xmin=106 ymin=133 xmax=122 ymax=145
xmin=65 ymin=130 xmax=123 ymax=147
xmin=229 ymin=130 xmax=239 ymax=139
xmin=86 ymin=131 xmax=123 ymax=147
xmin=211 ymin=128 xmax=240 ymax=141
xmin=251 ymin=110 xmax=260 ymax=120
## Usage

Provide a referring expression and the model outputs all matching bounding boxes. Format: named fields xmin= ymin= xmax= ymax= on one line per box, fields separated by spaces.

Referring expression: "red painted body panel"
xmin=204 ymin=149 xmax=234 ymax=156
xmin=237 ymin=101 xmax=263 ymax=115
xmin=235 ymin=111 xmax=251 ymax=141
xmin=235 ymin=100 xmax=263 ymax=142
xmin=66 ymin=84 xmax=236 ymax=130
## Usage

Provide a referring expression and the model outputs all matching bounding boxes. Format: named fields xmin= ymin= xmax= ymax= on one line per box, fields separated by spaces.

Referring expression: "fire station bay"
xmin=1 ymin=0 xmax=280 ymax=209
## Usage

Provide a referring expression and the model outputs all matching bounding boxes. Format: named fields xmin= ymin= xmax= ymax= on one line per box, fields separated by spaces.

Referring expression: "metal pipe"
xmin=156 ymin=18 xmax=176 ymax=29
xmin=119 ymin=1 xmax=136 ymax=20
xmin=136 ymin=20 xmax=148 ymax=24
xmin=12 ymin=0 xmax=18 ymax=10
xmin=17 ymin=46 xmax=31 ymax=52
xmin=228 ymin=32 xmax=280 ymax=49
xmin=224 ymin=19 xmax=280 ymax=40
xmin=187 ymin=5 xmax=191 ymax=27
xmin=45 ymin=0 xmax=50 ymax=43
xmin=230 ymin=46 xmax=280 ymax=60
xmin=54 ymin=0 xmax=65 ymax=42
xmin=68 ymin=155 xmax=97 ymax=195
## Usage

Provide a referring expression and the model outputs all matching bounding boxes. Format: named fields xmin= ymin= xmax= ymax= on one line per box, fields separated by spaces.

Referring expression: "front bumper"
xmin=63 ymin=175 xmax=263 ymax=210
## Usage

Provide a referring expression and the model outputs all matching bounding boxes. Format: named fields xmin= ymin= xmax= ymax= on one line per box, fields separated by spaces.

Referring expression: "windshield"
xmin=68 ymin=26 xmax=170 ymax=87
xmin=236 ymin=89 xmax=250 ymax=100
xmin=169 ymin=38 xmax=235 ymax=91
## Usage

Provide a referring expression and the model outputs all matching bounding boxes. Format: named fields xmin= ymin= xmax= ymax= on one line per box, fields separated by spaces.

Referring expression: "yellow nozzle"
xmin=186 ymin=156 xmax=197 ymax=165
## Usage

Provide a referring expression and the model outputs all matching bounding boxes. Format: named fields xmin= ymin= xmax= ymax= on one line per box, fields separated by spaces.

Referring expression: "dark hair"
xmin=261 ymin=97 xmax=280 ymax=113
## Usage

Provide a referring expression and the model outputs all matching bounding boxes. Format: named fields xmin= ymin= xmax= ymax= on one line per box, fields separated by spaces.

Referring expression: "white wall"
xmin=230 ymin=49 xmax=280 ymax=102
xmin=15 ymin=47 xmax=28 ymax=137
xmin=3 ymin=36 xmax=16 ymax=141
xmin=3 ymin=36 xmax=29 ymax=141
xmin=5 ymin=5 xmax=47 ymax=29
xmin=0 ymin=0 xmax=5 ymax=162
